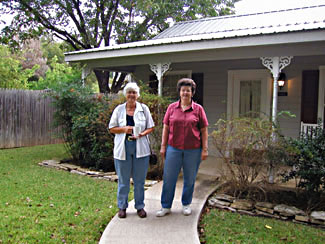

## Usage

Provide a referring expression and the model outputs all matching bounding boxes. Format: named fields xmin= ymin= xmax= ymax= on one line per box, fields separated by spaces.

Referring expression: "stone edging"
xmin=38 ymin=160 xmax=158 ymax=188
xmin=208 ymin=193 xmax=325 ymax=228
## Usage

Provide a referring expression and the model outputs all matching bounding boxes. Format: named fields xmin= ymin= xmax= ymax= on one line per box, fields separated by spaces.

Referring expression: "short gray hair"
xmin=123 ymin=82 xmax=140 ymax=97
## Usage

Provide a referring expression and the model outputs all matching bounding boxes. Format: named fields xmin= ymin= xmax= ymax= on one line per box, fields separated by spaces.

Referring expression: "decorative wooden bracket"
xmin=150 ymin=63 xmax=171 ymax=96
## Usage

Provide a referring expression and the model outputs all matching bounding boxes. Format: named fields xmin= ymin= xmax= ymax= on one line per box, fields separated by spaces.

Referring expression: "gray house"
xmin=65 ymin=5 xmax=325 ymax=143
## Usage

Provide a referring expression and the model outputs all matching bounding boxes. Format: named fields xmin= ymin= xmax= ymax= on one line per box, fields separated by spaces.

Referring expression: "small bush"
xmin=48 ymin=83 xmax=118 ymax=171
xmin=211 ymin=116 xmax=285 ymax=199
xmin=48 ymin=82 xmax=170 ymax=175
xmin=137 ymin=91 xmax=170 ymax=179
xmin=281 ymin=124 xmax=325 ymax=195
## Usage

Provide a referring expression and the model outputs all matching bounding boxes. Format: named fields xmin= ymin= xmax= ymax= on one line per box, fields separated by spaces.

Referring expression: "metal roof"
xmin=153 ymin=5 xmax=325 ymax=40
xmin=65 ymin=5 xmax=325 ymax=57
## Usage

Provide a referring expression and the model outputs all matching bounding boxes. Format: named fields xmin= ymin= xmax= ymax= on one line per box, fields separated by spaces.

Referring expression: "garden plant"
xmin=48 ymin=82 xmax=170 ymax=177
xmin=210 ymin=115 xmax=285 ymax=200
xmin=281 ymin=122 xmax=325 ymax=211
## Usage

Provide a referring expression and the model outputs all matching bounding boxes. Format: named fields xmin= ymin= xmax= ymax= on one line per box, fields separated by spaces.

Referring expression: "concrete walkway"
xmin=99 ymin=157 xmax=220 ymax=244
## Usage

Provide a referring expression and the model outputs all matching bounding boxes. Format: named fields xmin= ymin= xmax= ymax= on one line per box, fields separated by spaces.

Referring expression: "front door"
xmin=227 ymin=70 xmax=272 ymax=119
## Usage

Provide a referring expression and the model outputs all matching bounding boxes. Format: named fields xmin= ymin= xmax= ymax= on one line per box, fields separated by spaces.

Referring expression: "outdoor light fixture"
xmin=278 ymin=72 xmax=286 ymax=89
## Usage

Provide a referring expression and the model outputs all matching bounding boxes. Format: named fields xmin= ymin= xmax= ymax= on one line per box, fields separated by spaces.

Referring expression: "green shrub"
xmin=137 ymin=91 xmax=170 ymax=179
xmin=48 ymin=83 xmax=117 ymax=171
xmin=210 ymin=116 xmax=285 ymax=199
xmin=48 ymin=82 xmax=170 ymax=175
xmin=282 ymin=124 xmax=325 ymax=194
xmin=69 ymin=95 xmax=116 ymax=171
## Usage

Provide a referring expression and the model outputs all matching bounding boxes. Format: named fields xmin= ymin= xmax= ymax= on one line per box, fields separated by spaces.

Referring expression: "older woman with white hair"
xmin=109 ymin=82 xmax=155 ymax=218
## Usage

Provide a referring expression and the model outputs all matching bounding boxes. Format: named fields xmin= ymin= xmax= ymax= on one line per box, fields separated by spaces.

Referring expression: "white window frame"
xmin=227 ymin=69 xmax=272 ymax=119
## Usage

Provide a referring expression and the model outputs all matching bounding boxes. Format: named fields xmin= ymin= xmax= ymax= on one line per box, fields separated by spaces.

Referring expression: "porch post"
xmin=318 ymin=66 xmax=325 ymax=125
xmin=149 ymin=63 xmax=171 ymax=96
xmin=260 ymin=56 xmax=293 ymax=127
xmin=82 ymin=65 xmax=92 ymax=87
xmin=260 ymin=56 xmax=292 ymax=184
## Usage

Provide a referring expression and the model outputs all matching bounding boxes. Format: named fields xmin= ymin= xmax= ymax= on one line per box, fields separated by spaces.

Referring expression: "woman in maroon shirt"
xmin=156 ymin=78 xmax=209 ymax=217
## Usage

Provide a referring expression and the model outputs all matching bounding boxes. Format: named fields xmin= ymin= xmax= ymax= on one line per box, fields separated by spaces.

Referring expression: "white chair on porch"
xmin=300 ymin=122 xmax=318 ymax=136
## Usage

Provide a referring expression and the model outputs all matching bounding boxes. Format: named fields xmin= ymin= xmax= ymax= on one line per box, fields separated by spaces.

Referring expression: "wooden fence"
xmin=0 ymin=89 xmax=62 ymax=149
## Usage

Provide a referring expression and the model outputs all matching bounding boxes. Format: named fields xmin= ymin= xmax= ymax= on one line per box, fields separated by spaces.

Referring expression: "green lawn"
xmin=0 ymin=144 xmax=118 ymax=243
xmin=200 ymin=208 xmax=325 ymax=244
xmin=2 ymin=144 xmax=324 ymax=244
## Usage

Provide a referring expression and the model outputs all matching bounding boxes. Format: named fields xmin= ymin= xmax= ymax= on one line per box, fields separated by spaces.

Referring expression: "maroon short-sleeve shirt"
xmin=163 ymin=100 xmax=209 ymax=150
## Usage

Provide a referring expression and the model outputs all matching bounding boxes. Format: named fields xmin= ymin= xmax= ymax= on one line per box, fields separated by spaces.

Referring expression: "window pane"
xmin=239 ymin=80 xmax=261 ymax=117
xmin=163 ymin=74 xmax=186 ymax=100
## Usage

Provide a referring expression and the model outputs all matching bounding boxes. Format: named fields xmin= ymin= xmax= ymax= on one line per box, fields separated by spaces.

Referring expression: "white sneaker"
xmin=156 ymin=208 xmax=171 ymax=217
xmin=182 ymin=205 xmax=192 ymax=216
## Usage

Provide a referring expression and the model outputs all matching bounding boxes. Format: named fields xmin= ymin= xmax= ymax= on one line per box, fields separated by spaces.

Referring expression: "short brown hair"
xmin=176 ymin=78 xmax=196 ymax=95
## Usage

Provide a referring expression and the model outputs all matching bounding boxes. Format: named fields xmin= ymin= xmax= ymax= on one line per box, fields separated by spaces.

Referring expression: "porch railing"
xmin=300 ymin=122 xmax=318 ymax=137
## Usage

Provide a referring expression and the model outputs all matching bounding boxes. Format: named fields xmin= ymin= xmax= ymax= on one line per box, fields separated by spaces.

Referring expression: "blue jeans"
xmin=161 ymin=145 xmax=202 ymax=208
xmin=114 ymin=140 xmax=149 ymax=210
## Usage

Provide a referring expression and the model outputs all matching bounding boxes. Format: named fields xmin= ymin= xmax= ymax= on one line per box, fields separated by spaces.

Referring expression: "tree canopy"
xmin=0 ymin=43 xmax=82 ymax=90
xmin=0 ymin=0 xmax=239 ymax=93
xmin=0 ymin=45 xmax=36 ymax=89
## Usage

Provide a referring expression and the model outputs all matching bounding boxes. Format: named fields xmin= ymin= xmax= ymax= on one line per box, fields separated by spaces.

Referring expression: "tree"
xmin=28 ymin=56 xmax=82 ymax=90
xmin=0 ymin=45 xmax=37 ymax=89
xmin=41 ymin=36 xmax=66 ymax=64
xmin=0 ymin=0 xmax=239 ymax=93
xmin=21 ymin=38 xmax=48 ymax=80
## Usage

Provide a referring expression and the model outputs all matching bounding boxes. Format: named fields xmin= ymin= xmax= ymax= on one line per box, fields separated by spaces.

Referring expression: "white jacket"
xmin=109 ymin=102 xmax=155 ymax=160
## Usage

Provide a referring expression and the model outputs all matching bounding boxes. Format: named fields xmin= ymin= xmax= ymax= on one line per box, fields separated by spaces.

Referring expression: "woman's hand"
xmin=201 ymin=149 xmax=208 ymax=161
xmin=160 ymin=124 xmax=169 ymax=162
xmin=133 ymin=132 xmax=145 ymax=140
xmin=109 ymin=126 xmax=133 ymax=135
xmin=135 ymin=128 xmax=154 ymax=139
xmin=138 ymin=132 xmax=145 ymax=138
xmin=160 ymin=146 xmax=167 ymax=162
xmin=124 ymin=126 xmax=133 ymax=134
xmin=200 ymin=127 xmax=209 ymax=161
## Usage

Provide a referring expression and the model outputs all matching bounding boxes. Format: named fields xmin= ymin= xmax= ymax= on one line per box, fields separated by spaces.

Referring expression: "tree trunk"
xmin=111 ymin=72 xmax=127 ymax=93
xmin=94 ymin=70 xmax=110 ymax=93
xmin=94 ymin=70 xmax=127 ymax=94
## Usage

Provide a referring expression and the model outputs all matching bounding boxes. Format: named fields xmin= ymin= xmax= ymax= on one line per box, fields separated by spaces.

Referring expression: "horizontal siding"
xmin=134 ymin=55 xmax=325 ymax=142
xmin=277 ymin=55 xmax=325 ymax=138
xmin=277 ymin=73 xmax=302 ymax=138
